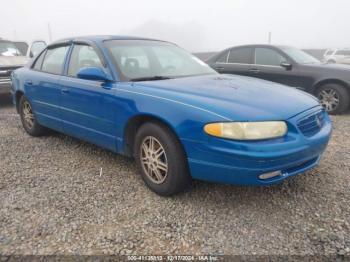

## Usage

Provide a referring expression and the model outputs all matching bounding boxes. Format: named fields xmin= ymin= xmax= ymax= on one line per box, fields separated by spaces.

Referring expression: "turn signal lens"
xmin=204 ymin=121 xmax=287 ymax=140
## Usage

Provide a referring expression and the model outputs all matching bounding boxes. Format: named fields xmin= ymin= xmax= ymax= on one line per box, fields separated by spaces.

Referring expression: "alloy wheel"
xmin=22 ymin=101 xmax=35 ymax=129
xmin=140 ymin=136 xmax=168 ymax=184
xmin=318 ymin=88 xmax=340 ymax=112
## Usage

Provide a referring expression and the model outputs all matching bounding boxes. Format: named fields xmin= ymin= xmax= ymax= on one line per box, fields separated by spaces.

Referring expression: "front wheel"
xmin=316 ymin=84 xmax=349 ymax=114
xmin=19 ymin=96 xmax=47 ymax=136
xmin=134 ymin=122 xmax=191 ymax=196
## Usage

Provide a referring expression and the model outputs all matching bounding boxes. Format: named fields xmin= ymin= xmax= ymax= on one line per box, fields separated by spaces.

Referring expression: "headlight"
xmin=204 ymin=121 xmax=287 ymax=140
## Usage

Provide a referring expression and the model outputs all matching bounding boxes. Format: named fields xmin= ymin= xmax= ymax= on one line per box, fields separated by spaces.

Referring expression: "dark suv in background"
xmin=206 ymin=45 xmax=350 ymax=114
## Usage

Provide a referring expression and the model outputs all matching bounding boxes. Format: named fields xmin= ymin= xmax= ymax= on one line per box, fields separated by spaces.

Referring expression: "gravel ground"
xmin=0 ymin=94 xmax=349 ymax=256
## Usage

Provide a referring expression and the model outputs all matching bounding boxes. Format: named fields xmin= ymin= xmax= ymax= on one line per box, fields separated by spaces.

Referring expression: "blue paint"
xmin=11 ymin=36 xmax=332 ymax=186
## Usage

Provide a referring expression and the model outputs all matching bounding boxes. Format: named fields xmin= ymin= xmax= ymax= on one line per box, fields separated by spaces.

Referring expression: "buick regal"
xmin=11 ymin=36 xmax=332 ymax=196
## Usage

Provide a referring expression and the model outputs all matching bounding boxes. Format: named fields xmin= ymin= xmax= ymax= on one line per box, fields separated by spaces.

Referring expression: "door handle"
xmin=249 ymin=68 xmax=260 ymax=74
xmin=25 ymin=80 xmax=33 ymax=85
xmin=214 ymin=66 xmax=225 ymax=71
xmin=61 ymin=88 xmax=69 ymax=94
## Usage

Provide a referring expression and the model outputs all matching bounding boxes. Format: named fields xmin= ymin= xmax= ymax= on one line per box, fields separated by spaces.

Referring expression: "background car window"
xmin=336 ymin=50 xmax=350 ymax=56
xmin=13 ymin=41 xmax=28 ymax=56
xmin=227 ymin=48 xmax=252 ymax=64
xmin=216 ymin=51 xmax=229 ymax=63
xmin=0 ymin=41 xmax=22 ymax=56
xmin=30 ymin=41 xmax=47 ymax=58
xmin=255 ymin=48 xmax=286 ymax=66
xmin=41 ymin=46 xmax=69 ymax=75
xmin=33 ymin=50 xmax=46 ymax=70
xmin=68 ymin=45 xmax=104 ymax=77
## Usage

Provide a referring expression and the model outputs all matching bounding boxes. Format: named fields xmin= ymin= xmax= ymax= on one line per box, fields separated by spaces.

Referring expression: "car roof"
xmin=220 ymin=44 xmax=293 ymax=51
xmin=48 ymin=35 xmax=169 ymax=47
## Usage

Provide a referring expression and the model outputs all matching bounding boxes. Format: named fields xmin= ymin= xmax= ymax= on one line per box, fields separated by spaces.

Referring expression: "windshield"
xmin=280 ymin=47 xmax=320 ymax=64
xmin=104 ymin=40 xmax=217 ymax=80
xmin=0 ymin=41 xmax=23 ymax=56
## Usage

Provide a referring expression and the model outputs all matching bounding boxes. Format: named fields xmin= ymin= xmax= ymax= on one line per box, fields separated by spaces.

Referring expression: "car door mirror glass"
xmin=280 ymin=62 xmax=292 ymax=70
xmin=77 ymin=67 xmax=112 ymax=81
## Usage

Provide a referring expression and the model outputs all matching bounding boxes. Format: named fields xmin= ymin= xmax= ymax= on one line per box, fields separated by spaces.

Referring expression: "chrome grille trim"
xmin=297 ymin=110 xmax=325 ymax=137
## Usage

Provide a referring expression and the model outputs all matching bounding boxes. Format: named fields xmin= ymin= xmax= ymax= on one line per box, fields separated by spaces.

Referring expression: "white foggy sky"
xmin=1 ymin=0 xmax=349 ymax=52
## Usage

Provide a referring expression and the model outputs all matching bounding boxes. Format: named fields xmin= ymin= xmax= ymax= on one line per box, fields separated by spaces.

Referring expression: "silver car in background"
xmin=0 ymin=39 xmax=46 ymax=95
xmin=323 ymin=48 xmax=350 ymax=64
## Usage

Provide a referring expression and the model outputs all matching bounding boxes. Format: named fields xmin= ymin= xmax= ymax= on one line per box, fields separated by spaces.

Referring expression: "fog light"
xmin=259 ymin=171 xmax=282 ymax=180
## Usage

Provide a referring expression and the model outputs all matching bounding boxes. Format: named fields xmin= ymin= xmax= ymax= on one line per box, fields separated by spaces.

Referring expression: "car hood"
xmin=0 ymin=56 xmax=28 ymax=67
xmin=133 ymin=74 xmax=320 ymax=121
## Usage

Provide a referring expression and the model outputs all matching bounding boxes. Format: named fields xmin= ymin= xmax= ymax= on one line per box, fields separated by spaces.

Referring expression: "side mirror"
xmin=77 ymin=67 xmax=112 ymax=82
xmin=280 ymin=62 xmax=292 ymax=70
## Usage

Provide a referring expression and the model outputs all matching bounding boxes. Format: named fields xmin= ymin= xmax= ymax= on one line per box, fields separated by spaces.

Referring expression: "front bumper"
xmin=182 ymin=106 xmax=332 ymax=185
xmin=0 ymin=78 xmax=12 ymax=95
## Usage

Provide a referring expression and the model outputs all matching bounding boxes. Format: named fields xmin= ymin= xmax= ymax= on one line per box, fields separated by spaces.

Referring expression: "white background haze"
xmin=1 ymin=0 xmax=349 ymax=52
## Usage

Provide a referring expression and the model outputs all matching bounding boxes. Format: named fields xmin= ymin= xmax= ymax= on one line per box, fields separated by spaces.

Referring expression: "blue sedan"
xmin=11 ymin=35 xmax=332 ymax=196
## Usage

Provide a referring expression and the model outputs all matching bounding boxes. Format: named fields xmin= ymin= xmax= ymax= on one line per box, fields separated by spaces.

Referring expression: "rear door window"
xmin=227 ymin=48 xmax=253 ymax=64
xmin=41 ymin=45 xmax=69 ymax=75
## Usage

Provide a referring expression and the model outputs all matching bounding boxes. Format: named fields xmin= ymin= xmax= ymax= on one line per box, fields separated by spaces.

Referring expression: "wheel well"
xmin=123 ymin=115 xmax=179 ymax=157
xmin=313 ymin=79 xmax=349 ymax=95
xmin=15 ymin=91 xmax=24 ymax=113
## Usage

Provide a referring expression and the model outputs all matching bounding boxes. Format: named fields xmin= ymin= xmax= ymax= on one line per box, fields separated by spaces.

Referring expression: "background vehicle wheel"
xmin=134 ymin=122 xmax=191 ymax=196
xmin=316 ymin=84 xmax=349 ymax=114
xmin=19 ymin=96 xmax=47 ymax=136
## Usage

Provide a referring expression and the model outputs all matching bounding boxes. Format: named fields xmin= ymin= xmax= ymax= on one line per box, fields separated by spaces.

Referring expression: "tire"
xmin=134 ymin=122 xmax=191 ymax=196
xmin=316 ymin=83 xmax=349 ymax=114
xmin=19 ymin=95 xmax=47 ymax=136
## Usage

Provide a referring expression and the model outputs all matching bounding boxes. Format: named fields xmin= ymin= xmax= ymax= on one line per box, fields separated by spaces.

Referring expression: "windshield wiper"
xmin=130 ymin=76 xmax=172 ymax=82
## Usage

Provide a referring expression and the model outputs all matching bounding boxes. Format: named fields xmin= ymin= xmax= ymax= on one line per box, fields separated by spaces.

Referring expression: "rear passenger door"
xmin=59 ymin=43 xmax=117 ymax=151
xmin=25 ymin=44 xmax=70 ymax=132
xmin=212 ymin=47 xmax=253 ymax=76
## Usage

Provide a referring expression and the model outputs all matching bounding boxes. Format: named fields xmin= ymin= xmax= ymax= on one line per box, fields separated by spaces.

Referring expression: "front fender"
xmin=113 ymin=84 xmax=227 ymax=153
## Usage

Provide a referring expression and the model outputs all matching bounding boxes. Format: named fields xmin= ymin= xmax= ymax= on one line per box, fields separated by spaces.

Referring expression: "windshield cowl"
xmin=130 ymin=76 xmax=172 ymax=82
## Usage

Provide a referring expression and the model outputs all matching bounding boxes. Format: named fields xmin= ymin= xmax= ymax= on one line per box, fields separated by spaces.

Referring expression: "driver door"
xmin=59 ymin=43 xmax=117 ymax=151
xmin=251 ymin=47 xmax=306 ymax=89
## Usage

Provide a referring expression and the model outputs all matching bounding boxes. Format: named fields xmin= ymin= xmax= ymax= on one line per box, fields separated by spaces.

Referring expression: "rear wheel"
xmin=134 ymin=122 xmax=191 ymax=196
xmin=19 ymin=96 xmax=47 ymax=136
xmin=316 ymin=84 xmax=349 ymax=114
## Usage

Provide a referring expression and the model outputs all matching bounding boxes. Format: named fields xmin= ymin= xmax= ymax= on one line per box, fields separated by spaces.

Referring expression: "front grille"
xmin=0 ymin=66 xmax=21 ymax=78
xmin=297 ymin=110 xmax=325 ymax=137
xmin=0 ymin=77 xmax=11 ymax=84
